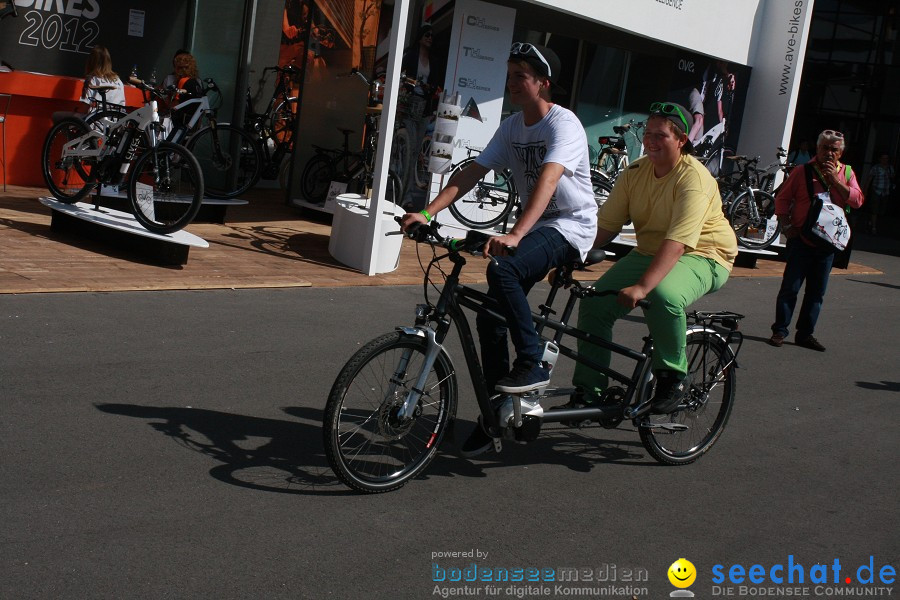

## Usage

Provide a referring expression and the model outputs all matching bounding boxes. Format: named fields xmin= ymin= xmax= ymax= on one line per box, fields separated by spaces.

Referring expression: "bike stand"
xmin=40 ymin=197 xmax=209 ymax=265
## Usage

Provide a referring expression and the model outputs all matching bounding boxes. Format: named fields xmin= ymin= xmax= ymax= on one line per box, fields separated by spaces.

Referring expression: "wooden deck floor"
xmin=0 ymin=185 xmax=881 ymax=294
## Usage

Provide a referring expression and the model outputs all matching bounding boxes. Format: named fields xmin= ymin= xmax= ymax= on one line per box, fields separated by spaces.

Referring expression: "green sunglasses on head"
xmin=649 ymin=101 xmax=690 ymax=133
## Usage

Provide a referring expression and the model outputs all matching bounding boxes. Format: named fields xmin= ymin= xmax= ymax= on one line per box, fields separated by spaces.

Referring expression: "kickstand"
xmin=92 ymin=184 xmax=102 ymax=211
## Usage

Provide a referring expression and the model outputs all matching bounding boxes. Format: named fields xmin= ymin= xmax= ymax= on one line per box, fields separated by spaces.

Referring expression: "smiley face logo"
xmin=668 ymin=558 xmax=696 ymax=588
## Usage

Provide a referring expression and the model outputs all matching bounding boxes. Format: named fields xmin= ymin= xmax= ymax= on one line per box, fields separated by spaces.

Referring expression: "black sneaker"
xmin=459 ymin=418 xmax=495 ymax=458
xmin=651 ymin=371 xmax=692 ymax=414
xmin=495 ymin=362 xmax=551 ymax=394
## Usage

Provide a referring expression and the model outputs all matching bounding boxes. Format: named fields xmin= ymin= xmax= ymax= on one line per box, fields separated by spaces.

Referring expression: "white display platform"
xmin=100 ymin=185 xmax=248 ymax=206
xmin=40 ymin=197 xmax=209 ymax=248
xmin=328 ymin=194 xmax=404 ymax=274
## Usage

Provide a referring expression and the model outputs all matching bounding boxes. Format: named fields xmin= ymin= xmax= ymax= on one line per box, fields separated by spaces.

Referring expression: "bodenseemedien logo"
xmin=668 ymin=558 xmax=697 ymax=598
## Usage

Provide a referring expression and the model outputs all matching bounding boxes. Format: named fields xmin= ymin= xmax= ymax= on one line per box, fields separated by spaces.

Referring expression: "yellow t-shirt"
xmin=597 ymin=154 xmax=737 ymax=271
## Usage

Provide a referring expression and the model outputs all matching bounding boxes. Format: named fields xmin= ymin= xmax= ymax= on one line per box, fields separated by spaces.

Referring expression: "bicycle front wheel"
xmin=268 ymin=99 xmax=296 ymax=150
xmin=128 ymin=141 xmax=204 ymax=234
xmin=447 ymin=158 xmax=516 ymax=229
xmin=729 ymin=189 xmax=781 ymax=250
xmin=187 ymin=124 xmax=262 ymax=199
xmin=299 ymin=154 xmax=335 ymax=204
xmin=323 ymin=331 xmax=458 ymax=494
xmin=42 ymin=118 xmax=97 ymax=203
xmin=639 ymin=330 xmax=736 ymax=465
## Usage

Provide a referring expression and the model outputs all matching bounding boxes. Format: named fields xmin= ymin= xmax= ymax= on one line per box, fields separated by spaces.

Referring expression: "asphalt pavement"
xmin=1 ymin=249 xmax=897 ymax=600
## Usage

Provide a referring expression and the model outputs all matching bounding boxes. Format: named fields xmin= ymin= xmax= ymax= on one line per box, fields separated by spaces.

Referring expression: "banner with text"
xmin=442 ymin=0 xmax=515 ymax=170
xmin=0 ymin=0 xmax=185 ymax=78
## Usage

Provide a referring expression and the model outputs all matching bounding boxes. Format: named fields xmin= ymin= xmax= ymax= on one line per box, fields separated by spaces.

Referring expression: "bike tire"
xmin=128 ymin=141 xmax=204 ymax=234
xmin=639 ymin=329 xmax=736 ymax=465
xmin=728 ymin=189 xmax=781 ymax=250
xmin=268 ymin=99 xmax=296 ymax=150
xmin=414 ymin=131 xmax=432 ymax=190
xmin=299 ymin=154 xmax=335 ymax=204
xmin=41 ymin=117 xmax=97 ymax=203
xmin=323 ymin=331 xmax=458 ymax=494
xmin=386 ymin=169 xmax=403 ymax=205
xmin=391 ymin=126 xmax=412 ymax=194
xmin=447 ymin=158 xmax=516 ymax=230
xmin=590 ymin=169 xmax=613 ymax=209
xmin=186 ymin=124 xmax=262 ymax=199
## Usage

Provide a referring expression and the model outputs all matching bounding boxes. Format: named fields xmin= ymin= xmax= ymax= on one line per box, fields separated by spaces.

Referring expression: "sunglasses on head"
xmin=649 ymin=102 xmax=689 ymax=133
xmin=509 ymin=42 xmax=551 ymax=77
xmin=822 ymin=129 xmax=844 ymax=139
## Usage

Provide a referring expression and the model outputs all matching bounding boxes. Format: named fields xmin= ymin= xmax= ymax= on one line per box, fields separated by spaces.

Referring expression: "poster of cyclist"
xmin=669 ymin=52 xmax=751 ymax=177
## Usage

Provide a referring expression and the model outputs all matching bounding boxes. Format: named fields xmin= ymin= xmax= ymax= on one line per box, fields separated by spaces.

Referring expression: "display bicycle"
xmin=322 ymin=220 xmax=745 ymax=493
xmin=87 ymin=77 xmax=262 ymax=199
xmin=445 ymin=147 xmax=612 ymax=233
xmin=42 ymin=78 xmax=204 ymax=234
xmin=298 ymin=69 xmax=403 ymax=205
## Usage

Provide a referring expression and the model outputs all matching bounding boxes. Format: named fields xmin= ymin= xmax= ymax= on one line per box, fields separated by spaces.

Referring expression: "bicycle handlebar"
xmin=263 ymin=64 xmax=300 ymax=75
xmin=394 ymin=218 xmax=515 ymax=260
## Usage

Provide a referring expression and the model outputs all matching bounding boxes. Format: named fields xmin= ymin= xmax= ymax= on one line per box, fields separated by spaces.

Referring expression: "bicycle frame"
xmin=62 ymin=100 xmax=160 ymax=166
xmin=393 ymin=247 xmax=659 ymax=434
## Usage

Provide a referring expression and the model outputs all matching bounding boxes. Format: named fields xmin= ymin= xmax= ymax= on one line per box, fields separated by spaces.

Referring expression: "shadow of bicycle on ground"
xmin=96 ymin=403 xmax=661 ymax=496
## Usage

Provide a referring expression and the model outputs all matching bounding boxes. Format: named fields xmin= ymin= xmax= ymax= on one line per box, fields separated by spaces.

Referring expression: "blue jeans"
xmin=772 ymin=237 xmax=835 ymax=338
xmin=476 ymin=226 xmax=579 ymax=389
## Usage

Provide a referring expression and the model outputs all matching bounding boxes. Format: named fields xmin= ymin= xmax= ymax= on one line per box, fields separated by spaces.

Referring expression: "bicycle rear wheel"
xmin=728 ymin=189 xmax=781 ymax=250
xmin=186 ymin=124 xmax=262 ymax=199
xmin=299 ymin=154 xmax=335 ymax=204
xmin=591 ymin=169 xmax=613 ymax=209
xmin=128 ymin=141 xmax=204 ymax=234
xmin=391 ymin=126 xmax=411 ymax=193
xmin=323 ymin=331 xmax=457 ymax=494
xmin=639 ymin=330 xmax=736 ymax=465
xmin=41 ymin=117 xmax=97 ymax=203
xmin=447 ymin=158 xmax=516 ymax=230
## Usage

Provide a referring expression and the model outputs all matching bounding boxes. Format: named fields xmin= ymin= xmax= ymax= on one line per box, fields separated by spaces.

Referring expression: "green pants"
xmin=573 ymin=251 xmax=730 ymax=397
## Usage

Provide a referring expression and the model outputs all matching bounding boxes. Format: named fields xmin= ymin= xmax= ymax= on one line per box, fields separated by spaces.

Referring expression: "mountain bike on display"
xmin=445 ymin=147 xmax=518 ymax=231
xmin=85 ymin=77 xmax=261 ymax=200
xmin=445 ymin=146 xmax=611 ymax=233
xmin=244 ymin=64 xmax=300 ymax=190
xmin=298 ymin=69 xmax=403 ymax=205
xmin=322 ymin=220 xmax=744 ymax=493
xmin=717 ymin=153 xmax=782 ymax=250
xmin=42 ymin=78 xmax=204 ymax=234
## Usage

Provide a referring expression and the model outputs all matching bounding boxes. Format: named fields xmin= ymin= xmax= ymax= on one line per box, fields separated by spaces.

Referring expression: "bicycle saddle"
xmin=365 ymin=104 xmax=383 ymax=114
xmin=613 ymin=124 xmax=631 ymax=134
xmin=89 ymin=85 xmax=118 ymax=93
xmin=577 ymin=248 xmax=608 ymax=269
xmin=338 ymin=127 xmax=355 ymax=136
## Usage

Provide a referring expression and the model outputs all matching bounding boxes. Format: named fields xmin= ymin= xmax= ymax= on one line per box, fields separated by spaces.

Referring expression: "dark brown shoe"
xmin=796 ymin=335 xmax=826 ymax=352
xmin=768 ymin=333 xmax=784 ymax=347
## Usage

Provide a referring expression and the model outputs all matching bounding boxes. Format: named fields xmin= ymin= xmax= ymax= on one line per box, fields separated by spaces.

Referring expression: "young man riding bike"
xmin=400 ymin=43 xmax=597 ymax=456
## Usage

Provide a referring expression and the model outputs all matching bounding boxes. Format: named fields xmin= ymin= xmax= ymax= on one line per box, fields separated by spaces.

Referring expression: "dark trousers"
xmin=476 ymin=227 xmax=578 ymax=390
xmin=772 ymin=237 xmax=835 ymax=338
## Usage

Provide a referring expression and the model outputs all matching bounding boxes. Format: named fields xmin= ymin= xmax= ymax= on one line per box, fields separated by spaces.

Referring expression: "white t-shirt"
xmin=80 ymin=75 xmax=126 ymax=108
xmin=476 ymin=104 xmax=597 ymax=259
